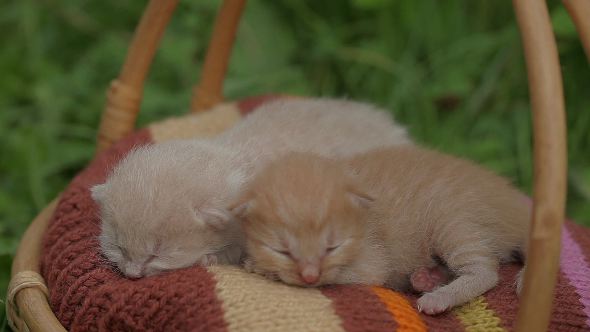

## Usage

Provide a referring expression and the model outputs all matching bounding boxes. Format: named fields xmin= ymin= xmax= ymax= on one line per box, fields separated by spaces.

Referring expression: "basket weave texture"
xmin=40 ymin=96 xmax=590 ymax=332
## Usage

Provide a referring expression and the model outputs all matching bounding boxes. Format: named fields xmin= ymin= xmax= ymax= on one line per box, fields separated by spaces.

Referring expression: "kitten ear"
xmin=347 ymin=189 xmax=374 ymax=209
xmin=90 ymin=184 xmax=108 ymax=202
xmin=194 ymin=208 xmax=232 ymax=231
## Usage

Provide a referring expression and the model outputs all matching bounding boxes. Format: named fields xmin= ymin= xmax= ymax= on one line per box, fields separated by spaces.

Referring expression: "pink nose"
xmin=299 ymin=264 xmax=320 ymax=284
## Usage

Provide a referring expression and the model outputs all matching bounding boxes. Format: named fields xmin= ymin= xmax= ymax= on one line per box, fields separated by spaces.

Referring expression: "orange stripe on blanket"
xmin=371 ymin=287 xmax=427 ymax=332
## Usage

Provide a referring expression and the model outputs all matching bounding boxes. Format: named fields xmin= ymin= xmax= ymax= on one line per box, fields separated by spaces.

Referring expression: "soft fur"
xmin=92 ymin=99 xmax=411 ymax=278
xmin=235 ymin=153 xmax=376 ymax=286
xmin=239 ymin=147 xmax=530 ymax=315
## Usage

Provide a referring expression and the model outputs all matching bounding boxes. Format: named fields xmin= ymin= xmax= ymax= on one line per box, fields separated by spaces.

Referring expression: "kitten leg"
xmin=417 ymin=229 xmax=499 ymax=315
xmin=417 ymin=255 xmax=498 ymax=314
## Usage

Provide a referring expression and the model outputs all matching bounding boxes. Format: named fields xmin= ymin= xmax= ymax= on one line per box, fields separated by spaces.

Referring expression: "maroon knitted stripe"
xmin=483 ymin=264 xmax=522 ymax=330
xmin=43 ymin=184 xmax=101 ymax=281
xmin=236 ymin=94 xmax=286 ymax=115
xmin=567 ymin=221 xmax=590 ymax=263
xmin=57 ymin=263 xmax=118 ymax=327
xmin=71 ymin=267 xmax=227 ymax=332
xmin=484 ymin=263 xmax=589 ymax=331
xmin=321 ymin=285 xmax=398 ymax=332
xmin=41 ymin=129 xmax=154 ymax=329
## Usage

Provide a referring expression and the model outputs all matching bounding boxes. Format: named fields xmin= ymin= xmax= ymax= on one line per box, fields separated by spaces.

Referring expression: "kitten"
xmin=92 ymin=99 xmax=411 ymax=278
xmin=237 ymin=148 xmax=530 ymax=315
xmin=92 ymin=141 xmax=245 ymax=277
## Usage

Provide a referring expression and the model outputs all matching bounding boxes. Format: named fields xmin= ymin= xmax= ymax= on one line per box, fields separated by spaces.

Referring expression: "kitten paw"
xmin=243 ymin=259 xmax=279 ymax=281
xmin=410 ymin=266 xmax=448 ymax=293
xmin=416 ymin=292 xmax=453 ymax=315
xmin=200 ymin=254 xmax=218 ymax=266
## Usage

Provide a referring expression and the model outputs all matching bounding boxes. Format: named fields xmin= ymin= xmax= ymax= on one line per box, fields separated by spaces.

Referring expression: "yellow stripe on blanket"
xmin=371 ymin=287 xmax=427 ymax=332
xmin=453 ymin=296 xmax=506 ymax=332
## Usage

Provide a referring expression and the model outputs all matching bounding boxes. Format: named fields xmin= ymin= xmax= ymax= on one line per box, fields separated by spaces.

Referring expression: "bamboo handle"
xmin=96 ymin=0 xmax=179 ymax=152
xmin=513 ymin=0 xmax=568 ymax=331
xmin=190 ymin=0 xmax=247 ymax=113
xmin=563 ymin=0 xmax=590 ymax=62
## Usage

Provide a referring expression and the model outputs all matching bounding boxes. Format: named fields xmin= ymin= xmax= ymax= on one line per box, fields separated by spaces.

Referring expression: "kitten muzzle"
xmin=299 ymin=264 xmax=320 ymax=285
xmin=123 ymin=263 xmax=144 ymax=279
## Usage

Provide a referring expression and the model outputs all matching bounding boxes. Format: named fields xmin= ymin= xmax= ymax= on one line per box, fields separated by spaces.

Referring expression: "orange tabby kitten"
xmin=236 ymin=148 xmax=530 ymax=315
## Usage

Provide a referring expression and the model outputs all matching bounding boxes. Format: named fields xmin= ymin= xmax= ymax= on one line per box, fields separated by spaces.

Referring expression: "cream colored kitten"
xmin=92 ymin=99 xmax=411 ymax=278
xmin=237 ymin=148 xmax=530 ymax=315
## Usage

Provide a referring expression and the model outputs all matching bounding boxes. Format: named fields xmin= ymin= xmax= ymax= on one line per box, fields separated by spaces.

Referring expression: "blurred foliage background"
xmin=1 ymin=0 xmax=589 ymax=329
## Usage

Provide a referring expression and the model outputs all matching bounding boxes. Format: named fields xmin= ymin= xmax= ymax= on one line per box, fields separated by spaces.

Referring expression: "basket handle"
xmin=96 ymin=0 xmax=179 ymax=152
xmin=191 ymin=0 xmax=247 ymax=112
xmin=513 ymin=0 xmax=568 ymax=331
xmin=96 ymin=0 xmax=246 ymax=152
xmin=563 ymin=0 xmax=590 ymax=62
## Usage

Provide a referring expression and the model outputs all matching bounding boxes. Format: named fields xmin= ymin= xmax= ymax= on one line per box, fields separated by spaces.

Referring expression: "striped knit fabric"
xmin=41 ymin=96 xmax=590 ymax=331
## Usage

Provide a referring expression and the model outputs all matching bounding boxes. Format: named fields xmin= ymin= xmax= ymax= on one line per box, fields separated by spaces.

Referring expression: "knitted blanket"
xmin=41 ymin=96 xmax=590 ymax=331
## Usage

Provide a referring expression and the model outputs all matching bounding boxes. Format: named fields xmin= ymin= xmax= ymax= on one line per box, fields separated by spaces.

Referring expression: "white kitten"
xmin=92 ymin=141 xmax=246 ymax=277
xmin=92 ymin=99 xmax=411 ymax=278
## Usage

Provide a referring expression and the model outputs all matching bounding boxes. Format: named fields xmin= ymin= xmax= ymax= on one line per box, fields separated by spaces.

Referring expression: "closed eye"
xmin=326 ymin=244 xmax=342 ymax=254
xmin=266 ymin=245 xmax=291 ymax=257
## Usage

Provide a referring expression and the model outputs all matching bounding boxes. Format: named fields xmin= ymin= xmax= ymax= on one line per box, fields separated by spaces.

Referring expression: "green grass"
xmin=1 ymin=1 xmax=589 ymax=329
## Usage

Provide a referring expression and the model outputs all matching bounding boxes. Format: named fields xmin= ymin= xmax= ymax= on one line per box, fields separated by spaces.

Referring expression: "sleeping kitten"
xmin=237 ymin=148 xmax=530 ymax=315
xmin=92 ymin=99 xmax=411 ymax=278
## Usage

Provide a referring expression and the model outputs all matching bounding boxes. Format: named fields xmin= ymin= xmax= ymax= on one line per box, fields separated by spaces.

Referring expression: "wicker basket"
xmin=6 ymin=0 xmax=590 ymax=331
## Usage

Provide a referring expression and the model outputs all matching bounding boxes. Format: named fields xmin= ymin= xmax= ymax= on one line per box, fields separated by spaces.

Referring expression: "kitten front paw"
xmin=200 ymin=254 xmax=219 ymax=266
xmin=416 ymin=292 xmax=453 ymax=315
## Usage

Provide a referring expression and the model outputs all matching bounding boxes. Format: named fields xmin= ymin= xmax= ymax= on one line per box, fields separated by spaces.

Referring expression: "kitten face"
xmin=237 ymin=153 xmax=371 ymax=287
xmin=91 ymin=142 xmax=245 ymax=278
xmin=95 ymin=196 xmax=230 ymax=278
xmin=97 ymin=219 xmax=217 ymax=278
